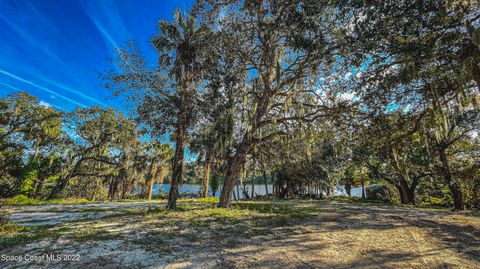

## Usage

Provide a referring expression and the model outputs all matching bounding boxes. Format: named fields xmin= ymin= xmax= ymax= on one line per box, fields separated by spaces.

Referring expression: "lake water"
xmin=153 ymin=184 xmax=363 ymax=198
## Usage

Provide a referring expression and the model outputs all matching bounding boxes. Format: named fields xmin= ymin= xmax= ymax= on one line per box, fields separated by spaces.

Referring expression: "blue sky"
xmin=0 ymin=0 xmax=193 ymax=111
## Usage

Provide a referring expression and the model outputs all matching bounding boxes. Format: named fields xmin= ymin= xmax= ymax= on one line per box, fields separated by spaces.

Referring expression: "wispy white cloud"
xmin=0 ymin=2 xmax=107 ymax=107
xmin=0 ymin=5 xmax=67 ymax=69
xmin=40 ymin=77 xmax=108 ymax=107
xmin=39 ymin=100 xmax=52 ymax=108
xmin=0 ymin=81 xmax=23 ymax=92
xmin=81 ymin=0 xmax=130 ymax=52
xmin=0 ymin=69 xmax=86 ymax=107
xmin=86 ymin=15 xmax=119 ymax=48
xmin=0 ymin=81 xmax=62 ymax=110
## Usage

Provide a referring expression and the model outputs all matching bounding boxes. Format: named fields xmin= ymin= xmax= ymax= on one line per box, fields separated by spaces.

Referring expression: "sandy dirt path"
xmin=1 ymin=200 xmax=479 ymax=268
xmin=3 ymin=201 xmax=166 ymax=226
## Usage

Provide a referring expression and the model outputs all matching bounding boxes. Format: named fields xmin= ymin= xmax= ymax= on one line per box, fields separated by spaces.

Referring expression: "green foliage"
xmin=365 ymin=185 xmax=390 ymax=201
xmin=209 ymin=171 xmax=220 ymax=196
xmin=18 ymin=163 xmax=38 ymax=196
xmin=1 ymin=195 xmax=91 ymax=206
xmin=2 ymin=195 xmax=40 ymax=206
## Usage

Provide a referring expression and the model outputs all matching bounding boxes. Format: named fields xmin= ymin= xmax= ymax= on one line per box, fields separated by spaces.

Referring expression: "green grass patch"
xmin=1 ymin=196 xmax=219 ymax=207
xmin=183 ymin=197 xmax=219 ymax=204
xmin=146 ymin=206 xmax=169 ymax=216
xmin=233 ymin=201 xmax=290 ymax=213
xmin=1 ymin=195 xmax=92 ymax=206
xmin=1 ymin=195 xmax=41 ymax=206
xmin=0 ymin=224 xmax=62 ymax=250
xmin=69 ymin=229 xmax=121 ymax=242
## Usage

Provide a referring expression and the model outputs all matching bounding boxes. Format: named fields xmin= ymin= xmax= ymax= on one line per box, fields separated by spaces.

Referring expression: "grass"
xmin=1 ymin=195 xmax=171 ymax=206
xmin=3 ymin=196 xmax=478 ymax=267
xmin=233 ymin=201 xmax=290 ymax=213
xmin=0 ymin=222 xmax=63 ymax=250
xmin=1 ymin=195 xmax=92 ymax=206
xmin=0 ymin=193 xmax=466 ymax=217
xmin=141 ymin=199 xmax=316 ymax=236
xmin=69 ymin=229 xmax=122 ymax=242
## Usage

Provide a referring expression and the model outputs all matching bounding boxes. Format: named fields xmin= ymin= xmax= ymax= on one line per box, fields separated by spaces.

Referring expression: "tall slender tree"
xmin=151 ymin=10 xmax=211 ymax=209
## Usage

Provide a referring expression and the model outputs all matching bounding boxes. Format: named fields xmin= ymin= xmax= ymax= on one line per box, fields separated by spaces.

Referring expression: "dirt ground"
xmin=1 ymin=200 xmax=479 ymax=269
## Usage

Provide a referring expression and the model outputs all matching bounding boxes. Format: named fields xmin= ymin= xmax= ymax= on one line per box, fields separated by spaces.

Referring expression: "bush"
xmin=2 ymin=195 xmax=40 ymax=206
xmin=19 ymin=163 xmax=38 ymax=196
xmin=365 ymin=185 xmax=390 ymax=201
xmin=209 ymin=172 xmax=221 ymax=197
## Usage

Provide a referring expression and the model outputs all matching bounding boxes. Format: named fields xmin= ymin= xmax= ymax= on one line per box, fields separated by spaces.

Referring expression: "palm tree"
xmin=151 ymin=10 xmax=210 ymax=209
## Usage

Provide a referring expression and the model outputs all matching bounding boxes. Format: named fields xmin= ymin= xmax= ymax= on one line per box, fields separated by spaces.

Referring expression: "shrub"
xmin=365 ymin=185 xmax=390 ymax=201
xmin=19 ymin=164 xmax=38 ymax=196
xmin=2 ymin=194 xmax=40 ymax=206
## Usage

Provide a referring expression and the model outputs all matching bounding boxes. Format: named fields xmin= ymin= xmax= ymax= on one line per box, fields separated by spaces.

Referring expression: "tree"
xmin=197 ymin=0 xmax=351 ymax=207
xmin=105 ymin=10 xmax=212 ymax=209
xmin=151 ymin=10 xmax=212 ymax=209
xmin=0 ymin=92 xmax=63 ymax=197
xmin=146 ymin=141 xmax=173 ymax=200
xmin=49 ymin=107 xmax=139 ymax=198
xmin=342 ymin=0 xmax=480 ymax=209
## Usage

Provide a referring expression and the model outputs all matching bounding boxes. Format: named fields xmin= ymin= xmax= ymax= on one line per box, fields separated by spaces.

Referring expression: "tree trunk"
xmin=121 ymin=175 xmax=130 ymax=199
xmin=202 ymin=159 xmax=211 ymax=198
xmin=251 ymin=153 xmax=256 ymax=199
xmin=399 ymin=176 xmax=413 ymax=204
xmin=345 ymin=183 xmax=352 ymax=197
xmin=147 ymin=158 xmax=158 ymax=200
xmin=361 ymin=180 xmax=366 ymax=199
xmin=34 ymin=136 xmax=40 ymax=160
xmin=388 ymin=174 xmax=417 ymax=204
xmin=49 ymin=160 xmax=81 ymax=199
xmin=108 ymin=177 xmax=119 ymax=200
xmin=218 ymin=139 xmax=249 ymax=207
xmin=263 ymin=170 xmax=269 ymax=197
xmin=395 ymin=184 xmax=408 ymax=204
xmin=34 ymin=177 xmax=45 ymax=198
xmin=236 ymin=182 xmax=240 ymax=200
xmin=407 ymin=175 xmax=420 ymax=205
xmin=439 ymin=148 xmax=465 ymax=210
xmin=167 ymin=113 xmax=187 ymax=210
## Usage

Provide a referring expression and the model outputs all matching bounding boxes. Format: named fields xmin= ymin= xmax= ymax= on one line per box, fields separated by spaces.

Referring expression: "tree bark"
xmin=345 ymin=183 xmax=351 ymax=197
xmin=361 ymin=180 xmax=366 ymax=199
xmin=236 ymin=182 xmax=240 ymax=200
xmin=218 ymin=138 xmax=249 ymax=207
xmin=147 ymin=159 xmax=157 ymax=200
xmin=395 ymin=184 xmax=408 ymax=204
xmin=121 ymin=174 xmax=131 ymax=199
xmin=49 ymin=159 xmax=81 ymax=199
xmin=34 ymin=177 xmax=45 ymax=198
xmin=398 ymin=176 xmax=413 ymax=204
xmin=108 ymin=177 xmax=119 ymax=200
xmin=263 ymin=170 xmax=269 ymax=196
xmin=34 ymin=135 xmax=40 ymax=160
xmin=251 ymin=152 xmax=256 ymax=199
xmin=439 ymin=147 xmax=465 ymax=210
xmin=167 ymin=112 xmax=187 ymax=210
xmin=202 ymin=159 xmax=211 ymax=198
xmin=407 ymin=175 xmax=420 ymax=205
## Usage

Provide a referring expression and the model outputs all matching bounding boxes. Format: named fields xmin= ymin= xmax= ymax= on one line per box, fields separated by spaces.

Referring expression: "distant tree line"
xmin=0 ymin=92 xmax=176 ymax=200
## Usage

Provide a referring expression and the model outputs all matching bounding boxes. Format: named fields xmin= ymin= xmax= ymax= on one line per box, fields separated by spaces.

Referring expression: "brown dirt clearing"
xmin=1 ymin=200 xmax=479 ymax=268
